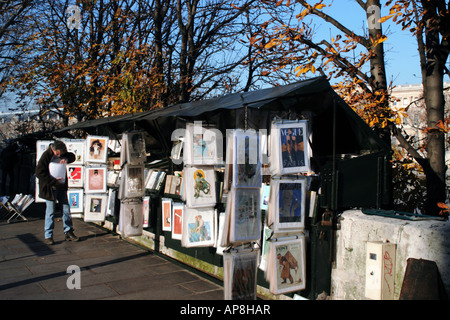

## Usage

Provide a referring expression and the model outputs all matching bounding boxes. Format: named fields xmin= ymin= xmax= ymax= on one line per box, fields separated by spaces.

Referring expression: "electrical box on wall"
xmin=365 ymin=241 xmax=396 ymax=300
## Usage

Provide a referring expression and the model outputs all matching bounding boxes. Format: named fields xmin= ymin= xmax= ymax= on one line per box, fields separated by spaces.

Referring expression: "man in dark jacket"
xmin=36 ymin=140 xmax=78 ymax=244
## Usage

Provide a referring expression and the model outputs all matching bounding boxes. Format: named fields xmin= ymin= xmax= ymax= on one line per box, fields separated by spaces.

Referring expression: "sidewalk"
xmin=0 ymin=203 xmax=224 ymax=300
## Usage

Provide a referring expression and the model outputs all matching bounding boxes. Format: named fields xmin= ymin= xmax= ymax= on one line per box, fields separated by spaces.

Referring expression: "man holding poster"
xmin=36 ymin=140 xmax=79 ymax=244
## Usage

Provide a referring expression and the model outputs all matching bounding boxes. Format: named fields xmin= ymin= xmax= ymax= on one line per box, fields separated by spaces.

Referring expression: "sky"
xmin=0 ymin=1 xmax=435 ymax=113
xmin=315 ymin=0 xmax=423 ymax=86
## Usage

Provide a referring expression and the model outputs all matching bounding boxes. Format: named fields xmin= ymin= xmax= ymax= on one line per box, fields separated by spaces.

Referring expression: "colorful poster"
xmin=172 ymin=203 xmax=184 ymax=240
xmin=85 ymin=135 xmax=109 ymax=163
xmin=67 ymin=165 xmax=84 ymax=188
xmin=162 ymin=198 xmax=172 ymax=231
xmin=181 ymin=206 xmax=215 ymax=247
xmin=184 ymin=166 xmax=216 ymax=208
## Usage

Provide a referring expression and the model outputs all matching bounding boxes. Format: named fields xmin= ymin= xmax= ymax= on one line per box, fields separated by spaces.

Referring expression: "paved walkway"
xmin=0 ymin=204 xmax=224 ymax=300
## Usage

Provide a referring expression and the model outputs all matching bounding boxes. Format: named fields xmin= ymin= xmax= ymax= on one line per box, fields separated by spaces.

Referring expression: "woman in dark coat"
xmin=36 ymin=140 xmax=78 ymax=244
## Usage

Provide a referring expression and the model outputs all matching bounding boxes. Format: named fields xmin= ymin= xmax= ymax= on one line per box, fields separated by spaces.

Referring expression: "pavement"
xmin=0 ymin=203 xmax=224 ymax=300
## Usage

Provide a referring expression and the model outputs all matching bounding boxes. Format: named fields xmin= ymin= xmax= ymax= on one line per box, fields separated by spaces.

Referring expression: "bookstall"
xmin=52 ymin=76 xmax=392 ymax=299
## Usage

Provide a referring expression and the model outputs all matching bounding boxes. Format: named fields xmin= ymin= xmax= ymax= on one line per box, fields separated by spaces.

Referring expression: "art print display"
xmin=123 ymin=164 xmax=145 ymax=198
xmin=268 ymin=178 xmax=306 ymax=233
xmin=63 ymin=139 xmax=85 ymax=164
xmin=85 ymin=135 xmax=109 ymax=163
xmin=143 ymin=196 xmax=150 ymax=228
xmin=85 ymin=166 xmax=107 ymax=193
xmin=230 ymin=188 xmax=261 ymax=243
xmin=171 ymin=202 xmax=184 ymax=240
xmin=36 ymin=140 xmax=53 ymax=162
xmin=161 ymin=198 xmax=172 ymax=231
xmin=67 ymin=165 xmax=84 ymax=188
xmin=224 ymin=249 xmax=260 ymax=300
xmin=265 ymin=237 xmax=306 ymax=295
xmin=232 ymin=129 xmax=262 ymax=189
xmin=270 ymin=121 xmax=310 ymax=175
xmin=67 ymin=189 xmax=84 ymax=214
xmin=119 ymin=200 xmax=143 ymax=237
xmin=125 ymin=131 xmax=147 ymax=165
xmin=84 ymin=194 xmax=107 ymax=222
xmin=183 ymin=122 xmax=219 ymax=165
xmin=106 ymin=188 xmax=118 ymax=217
xmin=181 ymin=206 xmax=215 ymax=248
xmin=184 ymin=166 xmax=216 ymax=208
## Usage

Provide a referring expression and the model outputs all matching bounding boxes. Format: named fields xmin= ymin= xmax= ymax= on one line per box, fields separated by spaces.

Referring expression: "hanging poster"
xmin=181 ymin=206 xmax=215 ymax=248
xmin=67 ymin=189 xmax=84 ymax=214
xmin=67 ymin=165 xmax=84 ymax=188
xmin=85 ymin=135 xmax=109 ymax=163
xmin=143 ymin=196 xmax=150 ymax=228
xmin=230 ymin=188 xmax=261 ymax=243
xmin=270 ymin=121 xmax=311 ymax=175
xmin=266 ymin=237 xmax=306 ymax=295
xmin=85 ymin=166 xmax=107 ymax=193
xmin=126 ymin=131 xmax=147 ymax=165
xmin=183 ymin=122 xmax=220 ymax=165
xmin=223 ymin=249 xmax=260 ymax=300
xmin=268 ymin=178 xmax=306 ymax=233
xmin=233 ymin=129 xmax=262 ymax=189
xmin=63 ymin=139 xmax=85 ymax=165
xmin=119 ymin=199 xmax=143 ymax=237
xmin=171 ymin=202 xmax=184 ymax=240
xmin=161 ymin=198 xmax=172 ymax=231
xmin=84 ymin=194 xmax=107 ymax=222
xmin=184 ymin=166 xmax=216 ymax=208
xmin=106 ymin=188 xmax=118 ymax=217
xmin=124 ymin=164 xmax=145 ymax=198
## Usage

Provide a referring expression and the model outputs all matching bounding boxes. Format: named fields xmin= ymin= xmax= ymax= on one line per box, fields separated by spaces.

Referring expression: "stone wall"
xmin=331 ymin=210 xmax=450 ymax=300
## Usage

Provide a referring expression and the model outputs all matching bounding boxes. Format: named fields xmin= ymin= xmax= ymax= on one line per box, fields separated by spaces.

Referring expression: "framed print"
xmin=224 ymin=249 xmax=260 ymax=300
xmin=270 ymin=121 xmax=311 ymax=175
xmin=63 ymin=139 xmax=85 ymax=164
xmin=85 ymin=166 xmax=107 ymax=193
xmin=85 ymin=135 xmax=109 ymax=163
xmin=161 ymin=198 xmax=172 ymax=231
xmin=267 ymin=237 xmax=306 ymax=295
xmin=183 ymin=122 xmax=220 ymax=165
xmin=124 ymin=164 xmax=145 ymax=198
xmin=36 ymin=140 xmax=53 ymax=162
xmin=181 ymin=206 xmax=215 ymax=248
xmin=84 ymin=194 xmax=107 ymax=222
xmin=268 ymin=178 xmax=306 ymax=233
xmin=231 ymin=188 xmax=261 ymax=243
xmin=106 ymin=188 xmax=118 ymax=217
xmin=184 ymin=166 xmax=216 ymax=208
xmin=126 ymin=131 xmax=147 ymax=165
xmin=67 ymin=189 xmax=84 ymax=214
xmin=67 ymin=165 xmax=84 ymax=188
xmin=233 ymin=129 xmax=262 ymax=188
xmin=119 ymin=199 xmax=143 ymax=237
xmin=143 ymin=196 xmax=150 ymax=228
xmin=171 ymin=202 xmax=184 ymax=240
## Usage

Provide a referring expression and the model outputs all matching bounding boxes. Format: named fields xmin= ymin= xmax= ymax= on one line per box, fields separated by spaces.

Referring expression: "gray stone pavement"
xmin=0 ymin=204 xmax=224 ymax=300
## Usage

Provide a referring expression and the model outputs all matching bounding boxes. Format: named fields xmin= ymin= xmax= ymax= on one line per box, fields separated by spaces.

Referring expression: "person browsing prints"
xmin=36 ymin=140 xmax=79 ymax=245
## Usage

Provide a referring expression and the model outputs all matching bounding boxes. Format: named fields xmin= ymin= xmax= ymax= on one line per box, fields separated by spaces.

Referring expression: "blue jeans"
xmin=45 ymin=189 xmax=73 ymax=239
